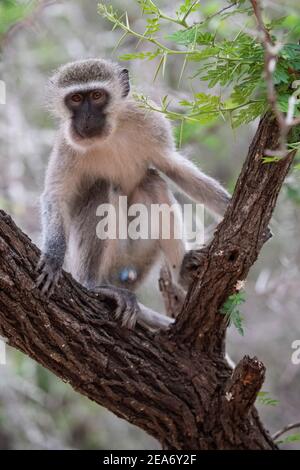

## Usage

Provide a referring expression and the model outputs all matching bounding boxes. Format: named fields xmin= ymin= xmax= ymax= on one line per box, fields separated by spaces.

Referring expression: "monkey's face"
xmin=49 ymin=59 xmax=131 ymax=150
xmin=65 ymin=88 xmax=111 ymax=142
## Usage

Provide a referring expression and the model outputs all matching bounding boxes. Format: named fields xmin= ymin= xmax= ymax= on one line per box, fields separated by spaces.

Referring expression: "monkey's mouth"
xmin=70 ymin=124 xmax=110 ymax=142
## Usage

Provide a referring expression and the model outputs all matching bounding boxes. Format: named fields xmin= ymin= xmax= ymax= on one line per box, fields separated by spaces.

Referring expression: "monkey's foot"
xmin=94 ymin=285 xmax=140 ymax=329
xmin=36 ymin=254 xmax=62 ymax=298
xmin=179 ymin=249 xmax=204 ymax=289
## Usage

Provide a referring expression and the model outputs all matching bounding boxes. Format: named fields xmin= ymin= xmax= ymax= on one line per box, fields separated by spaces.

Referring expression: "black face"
xmin=65 ymin=88 xmax=110 ymax=139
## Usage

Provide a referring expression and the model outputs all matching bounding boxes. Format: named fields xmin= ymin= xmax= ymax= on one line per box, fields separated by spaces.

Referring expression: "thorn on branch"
xmin=224 ymin=355 xmax=265 ymax=419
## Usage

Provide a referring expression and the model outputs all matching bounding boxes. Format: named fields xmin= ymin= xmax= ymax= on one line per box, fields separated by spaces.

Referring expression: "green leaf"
xmin=277 ymin=434 xmax=300 ymax=445
xmin=167 ymin=27 xmax=214 ymax=46
xmin=0 ymin=0 xmax=38 ymax=36
xmin=231 ymin=77 xmax=262 ymax=105
xmin=262 ymin=156 xmax=281 ymax=163
xmin=178 ymin=92 xmax=222 ymax=124
xmin=280 ymin=43 xmax=300 ymax=61
xmin=188 ymin=47 xmax=219 ymax=61
xmin=257 ymin=391 xmax=279 ymax=406
xmin=100 ymin=1 xmax=299 ymax=132
xmin=145 ymin=17 xmax=160 ymax=36
xmin=137 ymin=0 xmax=159 ymax=16
xmin=220 ymin=292 xmax=245 ymax=336
xmin=232 ymin=101 xmax=266 ymax=128
xmin=119 ymin=50 xmax=160 ymax=61
xmin=273 ymin=62 xmax=290 ymax=85
xmin=266 ymin=16 xmax=288 ymax=29
xmin=176 ymin=0 xmax=200 ymax=18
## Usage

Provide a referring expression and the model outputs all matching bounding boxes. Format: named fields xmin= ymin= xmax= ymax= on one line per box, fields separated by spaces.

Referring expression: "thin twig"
xmin=272 ymin=421 xmax=300 ymax=441
xmin=250 ymin=0 xmax=300 ymax=157
xmin=196 ymin=2 xmax=236 ymax=26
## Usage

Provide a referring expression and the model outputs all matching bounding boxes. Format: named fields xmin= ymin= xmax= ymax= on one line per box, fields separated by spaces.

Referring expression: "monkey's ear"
xmin=119 ymin=68 xmax=130 ymax=97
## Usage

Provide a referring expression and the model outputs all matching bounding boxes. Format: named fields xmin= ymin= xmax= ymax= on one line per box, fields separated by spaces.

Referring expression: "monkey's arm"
xmin=154 ymin=151 xmax=230 ymax=216
xmin=36 ymin=192 xmax=67 ymax=296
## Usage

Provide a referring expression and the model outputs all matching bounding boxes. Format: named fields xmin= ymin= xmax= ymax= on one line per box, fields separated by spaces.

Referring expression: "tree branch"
xmin=223 ymin=356 xmax=266 ymax=419
xmin=272 ymin=422 xmax=300 ymax=441
xmin=1 ymin=111 xmax=295 ymax=449
xmin=174 ymin=113 xmax=297 ymax=353
xmin=250 ymin=0 xmax=300 ymax=156
xmin=0 ymin=207 xmax=276 ymax=449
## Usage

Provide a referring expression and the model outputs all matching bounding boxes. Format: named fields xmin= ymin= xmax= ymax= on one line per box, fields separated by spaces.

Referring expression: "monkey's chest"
xmin=81 ymin=143 xmax=148 ymax=194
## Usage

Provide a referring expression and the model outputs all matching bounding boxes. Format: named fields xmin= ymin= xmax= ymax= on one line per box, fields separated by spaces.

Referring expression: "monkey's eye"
xmin=70 ymin=93 xmax=83 ymax=103
xmin=91 ymin=90 xmax=106 ymax=102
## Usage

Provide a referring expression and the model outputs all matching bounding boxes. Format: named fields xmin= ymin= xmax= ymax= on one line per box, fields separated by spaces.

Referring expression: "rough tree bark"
xmin=0 ymin=113 xmax=296 ymax=449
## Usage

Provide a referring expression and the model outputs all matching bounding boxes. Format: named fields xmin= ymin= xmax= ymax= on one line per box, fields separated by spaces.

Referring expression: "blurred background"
xmin=0 ymin=0 xmax=300 ymax=449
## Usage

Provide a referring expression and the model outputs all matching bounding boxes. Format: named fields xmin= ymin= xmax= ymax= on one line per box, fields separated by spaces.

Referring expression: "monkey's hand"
xmin=36 ymin=253 xmax=63 ymax=298
xmin=94 ymin=285 xmax=140 ymax=329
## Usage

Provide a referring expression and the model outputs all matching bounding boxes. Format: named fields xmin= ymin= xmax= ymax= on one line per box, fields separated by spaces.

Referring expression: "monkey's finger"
xmin=121 ymin=308 xmax=137 ymax=329
xmin=110 ymin=295 xmax=126 ymax=319
xmin=114 ymin=300 xmax=126 ymax=321
xmin=46 ymin=272 xmax=61 ymax=298
xmin=120 ymin=301 xmax=141 ymax=329
xmin=40 ymin=276 xmax=52 ymax=295
xmin=44 ymin=280 xmax=56 ymax=299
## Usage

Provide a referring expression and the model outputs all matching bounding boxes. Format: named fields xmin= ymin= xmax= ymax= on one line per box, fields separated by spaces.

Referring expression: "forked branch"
xmin=0 ymin=112 xmax=295 ymax=449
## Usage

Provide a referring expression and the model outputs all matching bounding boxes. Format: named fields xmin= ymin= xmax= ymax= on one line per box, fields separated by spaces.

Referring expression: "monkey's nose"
xmin=82 ymin=122 xmax=104 ymax=138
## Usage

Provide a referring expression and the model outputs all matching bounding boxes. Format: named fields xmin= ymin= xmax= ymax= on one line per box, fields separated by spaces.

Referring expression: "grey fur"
xmin=53 ymin=59 xmax=120 ymax=87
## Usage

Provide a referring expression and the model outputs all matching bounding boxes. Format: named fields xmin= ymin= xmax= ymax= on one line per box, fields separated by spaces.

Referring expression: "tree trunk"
xmin=0 ymin=113 xmax=296 ymax=449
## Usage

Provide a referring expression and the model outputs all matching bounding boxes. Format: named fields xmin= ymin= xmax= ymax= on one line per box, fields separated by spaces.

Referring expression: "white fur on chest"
xmin=76 ymin=130 xmax=149 ymax=194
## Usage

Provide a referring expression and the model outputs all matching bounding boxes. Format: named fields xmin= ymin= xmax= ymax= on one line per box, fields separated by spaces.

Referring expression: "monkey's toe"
xmin=114 ymin=293 xmax=140 ymax=329
xmin=36 ymin=270 xmax=60 ymax=298
xmin=93 ymin=285 xmax=140 ymax=329
xmin=36 ymin=255 xmax=62 ymax=298
xmin=116 ymin=306 xmax=138 ymax=329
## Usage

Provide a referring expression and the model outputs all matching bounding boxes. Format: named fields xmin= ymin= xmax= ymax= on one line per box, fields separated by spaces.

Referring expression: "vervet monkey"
xmin=37 ymin=58 xmax=230 ymax=329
